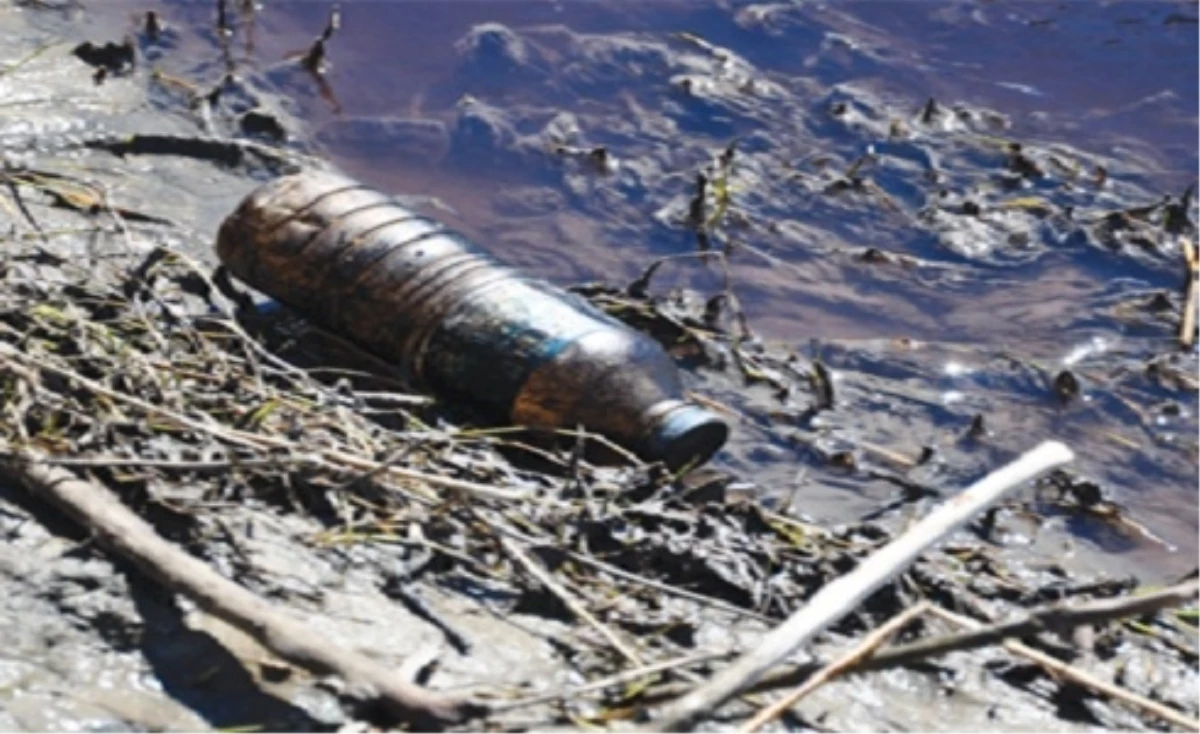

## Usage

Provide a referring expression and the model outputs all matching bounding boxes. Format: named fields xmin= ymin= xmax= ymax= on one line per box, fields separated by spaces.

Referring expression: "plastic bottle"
xmin=216 ymin=170 xmax=729 ymax=470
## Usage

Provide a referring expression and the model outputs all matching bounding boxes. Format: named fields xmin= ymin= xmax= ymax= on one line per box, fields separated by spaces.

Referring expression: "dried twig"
xmin=563 ymin=547 xmax=777 ymax=624
xmin=647 ymin=441 xmax=1075 ymax=731
xmin=1180 ymin=238 xmax=1197 ymax=349
xmin=4 ymin=453 xmax=313 ymax=472
xmin=740 ymin=601 xmax=932 ymax=732
xmin=600 ymin=579 xmax=1199 ymax=710
xmin=500 ymin=536 xmax=644 ymax=665
xmin=929 ymin=605 xmax=1200 ymax=732
xmin=864 ymin=580 xmax=1199 ymax=671
xmin=0 ymin=456 xmax=475 ymax=727
xmin=487 ymin=649 xmax=734 ymax=713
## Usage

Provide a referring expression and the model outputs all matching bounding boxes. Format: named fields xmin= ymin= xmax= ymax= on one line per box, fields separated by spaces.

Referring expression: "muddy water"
xmin=71 ymin=0 xmax=1199 ymax=574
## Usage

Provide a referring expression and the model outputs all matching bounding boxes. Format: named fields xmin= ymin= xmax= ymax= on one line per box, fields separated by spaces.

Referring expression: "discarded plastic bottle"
xmin=215 ymin=170 xmax=729 ymax=470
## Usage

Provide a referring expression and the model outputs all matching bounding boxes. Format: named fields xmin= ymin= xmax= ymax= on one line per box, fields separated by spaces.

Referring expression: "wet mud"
xmin=336 ymin=1 xmax=1193 ymax=569
xmin=0 ymin=0 xmax=1196 ymax=731
xmin=38 ymin=0 xmax=1196 ymax=573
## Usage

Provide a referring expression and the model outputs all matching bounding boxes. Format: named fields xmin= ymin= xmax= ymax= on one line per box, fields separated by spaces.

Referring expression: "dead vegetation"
xmin=0 ymin=0 xmax=1196 ymax=731
xmin=0 ymin=220 xmax=1191 ymax=729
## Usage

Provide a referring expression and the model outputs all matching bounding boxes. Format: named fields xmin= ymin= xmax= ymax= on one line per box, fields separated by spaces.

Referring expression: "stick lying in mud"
xmin=501 ymin=536 xmax=645 ymax=666
xmin=863 ymin=579 xmax=1199 ymax=671
xmin=929 ymin=605 xmax=1200 ymax=732
xmin=739 ymin=601 xmax=932 ymax=732
xmin=647 ymin=440 xmax=1076 ymax=731
xmin=1180 ymin=238 xmax=1197 ymax=350
xmin=0 ymin=457 xmax=477 ymax=728
xmin=559 ymin=578 xmax=1196 ymax=712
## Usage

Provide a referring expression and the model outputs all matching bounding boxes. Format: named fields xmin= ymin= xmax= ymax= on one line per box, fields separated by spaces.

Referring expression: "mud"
xmin=0 ymin=0 xmax=1196 ymax=732
xmin=97 ymin=0 xmax=1197 ymax=572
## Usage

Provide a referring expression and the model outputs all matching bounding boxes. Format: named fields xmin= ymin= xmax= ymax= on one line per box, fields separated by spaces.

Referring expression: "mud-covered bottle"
xmin=215 ymin=170 xmax=729 ymax=470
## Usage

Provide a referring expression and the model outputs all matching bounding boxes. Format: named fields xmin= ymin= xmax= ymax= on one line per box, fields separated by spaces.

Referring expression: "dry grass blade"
xmin=5 ymin=453 xmax=313 ymax=472
xmin=0 ymin=341 xmax=531 ymax=504
xmin=487 ymin=650 xmax=734 ymax=713
xmin=487 ymin=500 xmax=787 ymax=627
xmin=0 ymin=40 xmax=65 ymax=77
xmin=562 ymin=548 xmax=777 ymax=624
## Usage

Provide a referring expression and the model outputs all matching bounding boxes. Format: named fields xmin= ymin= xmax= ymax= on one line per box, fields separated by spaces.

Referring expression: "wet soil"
xmin=0 ymin=0 xmax=1196 ymax=732
xmin=69 ymin=0 xmax=1196 ymax=572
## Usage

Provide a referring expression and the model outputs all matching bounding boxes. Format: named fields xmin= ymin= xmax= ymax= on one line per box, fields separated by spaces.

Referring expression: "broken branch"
xmin=647 ymin=440 xmax=1075 ymax=731
xmin=929 ymin=605 xmax=1199 ymax=732
xmin=740 ymin=601 xmax=932 ymax=732
xmin=864 ymin=580 xmax=1199 ymax=671
xmin=500 ymin=536 xmax=644 ymax=666
xmin=1180 ymin=238 xmax=1197 ymax=350
xmin=0 ymin=456 xmax=475 ymax=727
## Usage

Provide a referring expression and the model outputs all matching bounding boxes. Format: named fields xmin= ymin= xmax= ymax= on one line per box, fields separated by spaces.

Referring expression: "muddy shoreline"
xmin=0 ymin=1 xmax=1196 ymax=732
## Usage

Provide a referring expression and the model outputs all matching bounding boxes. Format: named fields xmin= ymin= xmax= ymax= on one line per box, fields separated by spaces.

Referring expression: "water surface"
xmin=75 ymin=0 xmax=1200 ymax=575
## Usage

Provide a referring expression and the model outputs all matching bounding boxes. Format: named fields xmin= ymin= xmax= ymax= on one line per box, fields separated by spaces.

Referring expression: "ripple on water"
xmin=16 ymin=0 xmax=1195 ymax=577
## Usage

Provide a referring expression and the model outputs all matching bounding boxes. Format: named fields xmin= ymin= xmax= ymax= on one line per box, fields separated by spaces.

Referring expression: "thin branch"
xmin=0 ymin=456 xmax=475 ymax=727
xmin=929 ymin=605 xmax=1200 ymax=732
xmin=647 ymin=441 xmax=1075 ymax=731
xmin=863 ymin=580 xmax=1199 ymax=671
xmin=500 ymin=536 xmax=644 ymax=666
xmin=740 ymin=601 xmax=932 ymax=732
xmin=622 ymin=569 xmax=1197 ymax=716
